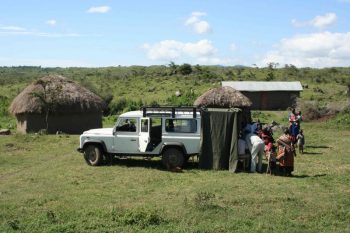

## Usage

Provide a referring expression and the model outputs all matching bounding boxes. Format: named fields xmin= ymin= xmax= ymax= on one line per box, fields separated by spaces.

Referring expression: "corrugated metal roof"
xmin=222 ymin=81 xmax=303 ymax=92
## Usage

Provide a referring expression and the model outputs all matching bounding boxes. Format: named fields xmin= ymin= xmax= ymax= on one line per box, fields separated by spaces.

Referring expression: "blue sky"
xmin=0 ymin=0 xmax=350 ymax=67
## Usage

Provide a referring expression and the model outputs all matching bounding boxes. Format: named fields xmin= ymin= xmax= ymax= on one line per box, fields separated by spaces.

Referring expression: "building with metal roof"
xmin=222 ymin=81 xmax=303 ymax=110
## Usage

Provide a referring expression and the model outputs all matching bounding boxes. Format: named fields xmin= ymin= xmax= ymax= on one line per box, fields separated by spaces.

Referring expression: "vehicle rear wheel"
xmin=162 ymin=148 xmax=184 ymax=169
xmin=84 ymin=145 xmax=103 ymax=166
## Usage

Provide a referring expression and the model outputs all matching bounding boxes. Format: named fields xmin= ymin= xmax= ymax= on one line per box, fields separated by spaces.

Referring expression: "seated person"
xmin=166 ymin=119 xmax=175 ymax=132
xmin=129 ymin=122 xmax=136 ymax=132
xmin=118 ymin=119 xmax=136 ymax=132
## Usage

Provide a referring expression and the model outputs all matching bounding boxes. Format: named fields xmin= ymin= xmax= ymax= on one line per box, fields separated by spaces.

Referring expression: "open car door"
xmin=139 ymin=117 xmax=150 ymax=152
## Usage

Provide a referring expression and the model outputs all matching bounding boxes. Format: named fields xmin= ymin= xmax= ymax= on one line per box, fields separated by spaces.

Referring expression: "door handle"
xmin=130 ymin=139 xmax=137 ymax=141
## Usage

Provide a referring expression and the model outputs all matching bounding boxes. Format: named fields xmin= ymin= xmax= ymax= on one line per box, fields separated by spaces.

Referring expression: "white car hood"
xmin=83 ymin=128 xmax=113 ymax=136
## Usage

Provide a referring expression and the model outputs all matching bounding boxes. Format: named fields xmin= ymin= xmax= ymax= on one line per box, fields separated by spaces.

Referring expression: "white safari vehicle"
xmin=77 ymin=107 xmax=200 ymax=168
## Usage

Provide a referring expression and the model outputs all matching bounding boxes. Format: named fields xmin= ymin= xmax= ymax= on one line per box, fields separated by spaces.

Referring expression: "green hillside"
xmin=0 ymin=65 xmax=349 ymax=129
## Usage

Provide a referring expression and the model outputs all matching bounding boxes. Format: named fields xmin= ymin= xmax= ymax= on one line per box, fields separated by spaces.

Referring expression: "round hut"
xmin=194 ymin=86 xmax=252 ymax=108
xmin=194 ymin=86 xmax=252 ymax=126
xmin=10 ymin=75 xmax=105 ymax=134
xmin=194 ymin=86 xmax=252 ymax=171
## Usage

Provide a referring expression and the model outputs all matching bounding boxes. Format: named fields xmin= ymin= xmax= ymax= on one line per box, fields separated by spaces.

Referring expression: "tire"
xmin=162 ymin=147 xmax=184 ymax=169
xmin=83 ymin=145 xmax=103 ymax=166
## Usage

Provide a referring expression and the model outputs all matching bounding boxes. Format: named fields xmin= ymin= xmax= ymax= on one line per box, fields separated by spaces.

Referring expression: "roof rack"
xmin=141 ymin=106 xmax=198 ymax=118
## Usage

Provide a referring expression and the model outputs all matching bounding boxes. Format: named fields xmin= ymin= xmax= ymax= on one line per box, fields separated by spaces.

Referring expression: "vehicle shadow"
xmin=105 ymin=156 xmax=199 ymax=171
xmin=306 ymin=145 xmax=331 ymax=149
xmin=290 ymin=174 xmax=327 ymax=179
xmin=302 ymin=152 xmax=323 ymax=155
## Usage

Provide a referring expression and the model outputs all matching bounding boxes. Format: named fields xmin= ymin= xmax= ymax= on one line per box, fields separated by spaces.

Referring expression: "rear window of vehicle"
xmin=165 ymin=119 xmax=197 ymax=133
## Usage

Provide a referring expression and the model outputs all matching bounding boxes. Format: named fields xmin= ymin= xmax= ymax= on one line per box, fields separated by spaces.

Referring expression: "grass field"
xmin=1 ymin=118 xmax=349 ymax=232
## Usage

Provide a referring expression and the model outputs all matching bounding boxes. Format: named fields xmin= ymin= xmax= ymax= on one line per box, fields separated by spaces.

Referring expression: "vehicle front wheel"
xmin=162 ymin=148 xmax=184 ymax=169
xmin=84 ymin=145 xmax=103 ymax=166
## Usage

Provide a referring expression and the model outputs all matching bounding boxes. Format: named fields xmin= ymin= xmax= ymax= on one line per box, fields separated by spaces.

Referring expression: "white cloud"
xmin=0 ymin=26 xmax=26 ymax=31
xmin=87 ymin=6 xmax=110 ymax=13
xmin=0 ymin=25 xmax=81 ymax=37
xmin=185 ymin=11 xmax=211 ymax=34
xmin=260 ymin=31 xmax=350 ymax=67
xmin=311 ymin=13 xmax=337 ymax=29
xmin=142 ymin=39 xmax=234 ymax=65
xmin=46 ymin=20 xmax=56 ymax=26
xmin=142 ymin=39 xmax=216 ymax=61
xmin=196 ymin=57 xmax=233 ymax=65
xmin=291 ymin=12 xmax=337 ymax=29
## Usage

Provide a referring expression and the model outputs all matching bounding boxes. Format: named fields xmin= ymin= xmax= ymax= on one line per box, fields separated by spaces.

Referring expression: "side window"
xmin=165 ymin=119 xmax=197 ymax=133
xmin=116 ymin=118 xmax=137 ymax=132
xmin=141 ymin=119 xmax=148 ymax=132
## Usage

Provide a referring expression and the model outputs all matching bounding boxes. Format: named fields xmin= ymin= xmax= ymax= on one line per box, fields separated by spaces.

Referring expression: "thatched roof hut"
xmin=10 ymin=75 xmax=104 ymax=115
xmin=195 ymin=87 xmax=252 ymax=171
xmin=194 ymin=86 xmax=252 ymax=108
xmin=10 ymin=75 xmax=105 ymax=134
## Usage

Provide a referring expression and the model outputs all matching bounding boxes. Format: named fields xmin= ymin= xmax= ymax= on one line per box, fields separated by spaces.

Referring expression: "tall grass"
xmin=0 ymin=121 xmax=349 ymax=232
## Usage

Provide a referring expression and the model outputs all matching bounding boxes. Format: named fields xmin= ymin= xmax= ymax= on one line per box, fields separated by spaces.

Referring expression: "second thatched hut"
xmin=194 ymin=86 xmax=252 ymax=171
xmin=10 ymin=75 xmax=105 ymax=134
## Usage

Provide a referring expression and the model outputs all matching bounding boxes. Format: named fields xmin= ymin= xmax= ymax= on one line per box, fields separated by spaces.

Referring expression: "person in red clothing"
xmin=261 ymin=127 xmax=276 ymax=174
xmin=277 ymin=129 xmax=296 ymax=176
xmin=288 ymin=108 xmax=297 ymax=124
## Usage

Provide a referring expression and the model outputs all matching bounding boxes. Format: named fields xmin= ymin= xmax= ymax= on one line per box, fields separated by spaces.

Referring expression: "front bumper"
xmin=77 ymin=148 xmax=84 ymax=153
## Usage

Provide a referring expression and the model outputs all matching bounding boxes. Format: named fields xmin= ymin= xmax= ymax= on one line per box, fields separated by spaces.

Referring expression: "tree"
xmin=168 ymin=61 xmax=178 ymax=75
xmin=31 ymin=79 xmax=63 ymax=133
xmin=177 ymin=63 xmax=192 ymax=75
xmin=265 ymin=62 xmax=277 ymax=81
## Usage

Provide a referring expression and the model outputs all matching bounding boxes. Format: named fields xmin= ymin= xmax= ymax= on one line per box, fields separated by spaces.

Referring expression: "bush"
xmin=0 ymin=95 xmax=10 ymax=117
xmin=194 ymin=191 xmax=216 ymax=209
xmin=298 ymin=100 xmax=321 ymax=121
xmin=120 ymin=208 xmax=165 ymax=228
xmin=177 ymin=63 xmax=192 ymax=75
xmin=108 ymin=98 xmax=144 ymax=115
xmin=109 ymin=98 xmax=128 ymax=115
xmin=166 ymin=89 xmax=197 ymax=106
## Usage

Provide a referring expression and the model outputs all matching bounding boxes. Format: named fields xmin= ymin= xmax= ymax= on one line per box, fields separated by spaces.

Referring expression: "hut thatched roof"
xmin=194 ymin=86 xmax=252 ymax=108
xmin=10 ymin=75 xmax=105 ymax=115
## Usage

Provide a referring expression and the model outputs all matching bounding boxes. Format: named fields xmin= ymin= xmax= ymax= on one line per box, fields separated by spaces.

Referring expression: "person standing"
xmin=290 ymin=121 xmax=300 ymax=145
xmin=288 ymin=108 xmax=297 ymax=123
xmin=245 ymin=132 xmax=265 ymax=173
xmin=296 ymin=130 xmax=305 ymax=154
xmin=276 ymin=129 xmax=296 ymax=176
xmin=296 ymin=111 xmax=303 ymax=125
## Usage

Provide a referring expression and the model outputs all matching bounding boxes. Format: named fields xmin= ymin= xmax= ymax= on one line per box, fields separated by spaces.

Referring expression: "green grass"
xmin=1 ymin=121 xmax=349 ymax=232
xmin=0 ymin=66 xmax=349 ymax=232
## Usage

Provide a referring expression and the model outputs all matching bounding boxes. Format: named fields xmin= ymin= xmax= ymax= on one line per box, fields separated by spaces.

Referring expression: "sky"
xmin=0 ymin=0 xmax=350 ymax=68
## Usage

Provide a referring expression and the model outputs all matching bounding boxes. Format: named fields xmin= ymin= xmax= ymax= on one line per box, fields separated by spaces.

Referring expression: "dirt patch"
xmin=312 ymin=114 xmax=336 ymax=122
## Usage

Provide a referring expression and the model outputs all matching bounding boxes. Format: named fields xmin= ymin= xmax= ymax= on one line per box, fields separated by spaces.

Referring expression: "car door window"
xmin=165 ymin=119 xmax=197 ymax=133
xmin=116 ymin=118 xmax=137 ymax=132
xmin=141 ymin=119 xmax=149 ymax=132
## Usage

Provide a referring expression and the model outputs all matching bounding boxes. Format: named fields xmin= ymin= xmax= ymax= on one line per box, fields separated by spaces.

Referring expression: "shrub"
xmin=166 ymin=89 xmax=197 ymax=106
xmin=177 ymin=63 xmax=192 ymax=75
xmin=0 ymin=95 xmax=10 ymax=117
xmin=120 ymin=208 xmax=165 ymax=228
xmin=108 ymin=98 xmax=144 ymax=115
xmin=265 ymin=71 xmax=274 ymax=81
xmin=109 ymin=98 xmax=128 ymax=115
xmin=194 ymin=191 xmax=216 ymax=209
xmin=298 ymin=100 xmax=321 ymax=121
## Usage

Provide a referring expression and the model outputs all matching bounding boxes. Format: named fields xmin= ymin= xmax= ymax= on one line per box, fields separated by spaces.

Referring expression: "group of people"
xmin=239 ymin=108 xmax=305 ymax=176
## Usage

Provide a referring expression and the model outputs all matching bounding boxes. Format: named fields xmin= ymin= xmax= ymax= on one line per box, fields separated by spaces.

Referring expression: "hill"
xmin=0 ymin=65 xmax=349 ymax=128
